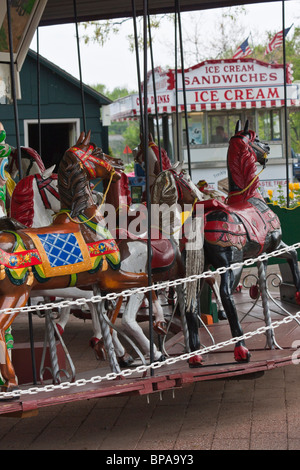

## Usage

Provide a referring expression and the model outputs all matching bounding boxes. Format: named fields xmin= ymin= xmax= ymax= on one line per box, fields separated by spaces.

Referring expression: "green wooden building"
xmin=0 ymin=49 xmax=111 ymax=170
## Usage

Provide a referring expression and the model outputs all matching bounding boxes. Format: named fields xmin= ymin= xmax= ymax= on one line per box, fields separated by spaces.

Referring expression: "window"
xmin=258 ymin=109 xmax=281 ymax=141
xmin=182 ymin=113 xmax=206 ymax=146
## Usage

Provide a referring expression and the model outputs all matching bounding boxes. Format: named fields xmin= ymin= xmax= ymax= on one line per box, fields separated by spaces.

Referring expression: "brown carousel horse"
xmin=154 ymin=121 xmax=300 ymax=363
xmin=0 ymin=131 xmax=196 ymax=393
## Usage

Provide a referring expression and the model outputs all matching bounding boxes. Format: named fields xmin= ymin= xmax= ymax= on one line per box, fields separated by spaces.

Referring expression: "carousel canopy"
xmin=39 ymin=0 xmax=283 ymax=26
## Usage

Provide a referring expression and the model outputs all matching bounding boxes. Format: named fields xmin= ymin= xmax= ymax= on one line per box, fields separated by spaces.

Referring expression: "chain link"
xmin=0 ymin=241 xmax=299 ymax=399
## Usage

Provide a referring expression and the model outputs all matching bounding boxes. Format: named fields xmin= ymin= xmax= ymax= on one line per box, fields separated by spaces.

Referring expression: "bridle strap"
xmin=70 ymin=145 xmax=113 ymax=178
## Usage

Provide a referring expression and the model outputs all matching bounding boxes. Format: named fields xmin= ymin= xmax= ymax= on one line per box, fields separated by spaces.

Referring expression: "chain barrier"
xmin=0 ymin=241 xmax=300 ymax=399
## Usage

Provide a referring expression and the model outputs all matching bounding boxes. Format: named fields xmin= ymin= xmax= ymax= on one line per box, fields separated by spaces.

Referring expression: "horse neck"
xmin=104 ymin=171 xmax=132 ymax=210
xmin=227 ymin=138 xmax=260 ymax=203
xmin=57 ymin=150 xmax=96 ymax=218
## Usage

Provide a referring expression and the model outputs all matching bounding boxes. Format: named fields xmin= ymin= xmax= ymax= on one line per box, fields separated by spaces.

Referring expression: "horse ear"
xmin=235 ymin=120 xmax=242 ymax=134
xmin=83 ymin=130 xmax=91 ymax=146
xmin=75 ymin=132 xmax=85 ymax=146
xmin=149 ymin=133 xmax=154 ymax=142
xmin=244 ymin=120 xmax=249 ymax=133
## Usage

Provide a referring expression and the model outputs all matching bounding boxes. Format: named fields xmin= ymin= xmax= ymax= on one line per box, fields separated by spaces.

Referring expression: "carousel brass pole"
xmin=36 ymin=28 xmax=42 ymax=156
xmin=282 ymin=0 xmax=289 ymax=208
xmin=148 ymin=14 xmax=162 ymax=172
xmin=73 ymin=0 xmax=87 ymax=133
xmin=6 ymin=0 xmax=22 ymax=180
xmin=132 ymin=0 xmax=144 ymax=136
xmin=174 ymin=9 xmax=180 ymax=160
xmin=143 ymin=0 xmax=155 ymax=372
xmin=176 ymin=0 xmax=192 ymax=176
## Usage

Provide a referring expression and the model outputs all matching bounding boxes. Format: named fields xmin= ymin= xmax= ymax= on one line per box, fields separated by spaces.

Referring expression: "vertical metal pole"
xmin=27 ymin=300 xmax=37 ymax=385
xmin=73 ymin=0 xmax=86 ymax=133
xmin=6 ymin=0 xmax=22 ymax=180
xmin=143 ymin=0 xmax=154 ymax=371
xmin=132 ymin=0 xmax=144 ymax=136
xmin=174 ymin=10 xmax=180 ymax=160
xmin=148 ymin=14 xmax=162 ymax=172
xmin=36 ymin=28 xmax=42 ymax=156
xmin=282 ymin=0 xmax=289 ymax=207
xmin=176 ymin=0 xmax=191 ymax=176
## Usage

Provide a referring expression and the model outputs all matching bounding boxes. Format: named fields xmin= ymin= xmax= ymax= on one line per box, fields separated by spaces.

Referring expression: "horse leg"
xmin=276 ymin=241 xmax=300 ymax=304
xmin=122 ymin=291 xmax=163 ymax=361
xmin=257 ymin=260 xmax=276 ymax=349
xmin=0 ymin=289 xmax=30 ymax=392
xmin=152 ymin=291 xmax=168 ymax=335
xmin=89 ymin=302 xmax=134 ymax=367
xmin=205 ymin=277 xmax=227 ymax=320
xmin=177 ymin=284 xmax=203 ymax=368
xmin=219 ymin=267 xmax=250 ymax=362
xmin=56 ymin=305 xmax=71 ymax=336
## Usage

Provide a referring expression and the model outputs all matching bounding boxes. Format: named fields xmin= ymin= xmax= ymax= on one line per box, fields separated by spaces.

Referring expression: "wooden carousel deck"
xmin=0 ymin=273 xmax=299 ymax=417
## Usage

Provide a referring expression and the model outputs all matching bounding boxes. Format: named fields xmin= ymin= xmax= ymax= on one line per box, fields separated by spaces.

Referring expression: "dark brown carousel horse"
xmin=0 ymin=131 xmax=191 ymax=393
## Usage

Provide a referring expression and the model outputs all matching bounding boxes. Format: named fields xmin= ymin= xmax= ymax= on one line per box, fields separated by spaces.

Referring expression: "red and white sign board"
xmin=110 ymin=59 xmax=299 ymax=120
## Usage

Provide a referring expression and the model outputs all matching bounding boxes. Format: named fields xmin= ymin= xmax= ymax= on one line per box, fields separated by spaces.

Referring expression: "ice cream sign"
xmin=166 ymin=59 xmax=297 ymax=108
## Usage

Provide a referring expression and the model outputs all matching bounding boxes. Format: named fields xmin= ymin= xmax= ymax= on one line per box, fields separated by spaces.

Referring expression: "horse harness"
xmin=35 ymin=174 xmax=59 ymax=210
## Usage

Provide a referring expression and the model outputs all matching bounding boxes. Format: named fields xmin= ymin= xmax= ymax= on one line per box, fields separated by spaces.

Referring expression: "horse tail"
xmin=11 ymin=175 xmax=34 ymax=227
xmin=185 ymin=216 xmax=204 ymax=312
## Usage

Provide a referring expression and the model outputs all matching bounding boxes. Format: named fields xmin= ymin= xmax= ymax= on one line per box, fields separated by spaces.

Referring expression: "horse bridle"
xmin=36 ymin=174 xmax=59 ymax=210
xmin=168 ymin=169 xmax=195 ymax=202
xmin=70 ymin=145 xmax=114 ymax=178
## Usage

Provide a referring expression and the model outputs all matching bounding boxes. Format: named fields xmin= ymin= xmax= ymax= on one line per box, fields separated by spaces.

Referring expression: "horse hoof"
xmin=234 ymin=345 xmax=251 ymax=363
xmin=117 ymin=353 xmax=134 ymax=367
xmin=295 ymin=292 xmax=300 ymax=305
xmin=89 ymin=338 xmax=107 ymax=361
xmin=153 ymin=321 xmax=168 ymax=335
xmin=218 ymin=310 xmax=227 ymax=321
xmin=188 ymin=355 xmax=203 ymax=368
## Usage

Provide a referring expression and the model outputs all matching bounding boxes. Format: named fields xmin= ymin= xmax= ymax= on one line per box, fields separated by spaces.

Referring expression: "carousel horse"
xmin=135 ymin=134 xmax=226 ymax=320
xmin=134 ymin=132 xmax=172 ymax=191
xmin=10 ymin=165 xmax=167 ymax=365
xmin=0 ymin=130 xmax=202 ymax=392
xmin=154 ymin=121 xmax=300 ymax=363
xmin=9 ymin=148 xmax=137 ymax=367
xmin=8 ymin=145 xmax=46 ymax=180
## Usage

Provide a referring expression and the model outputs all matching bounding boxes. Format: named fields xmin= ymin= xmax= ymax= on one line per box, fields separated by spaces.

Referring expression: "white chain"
xmin=1 ymin=307 xmax=300 ymax=399
xmin=0 ymin=241 xmax=299 ymax=399
xmin=0 ymin=241 xmax=299 ymax=316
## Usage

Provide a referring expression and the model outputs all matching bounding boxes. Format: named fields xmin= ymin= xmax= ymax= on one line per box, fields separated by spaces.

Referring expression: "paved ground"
xmin=0 ymin=350 xmax=300 ymax=450
xmin=0 ymin=267 xmax=300 ymax=451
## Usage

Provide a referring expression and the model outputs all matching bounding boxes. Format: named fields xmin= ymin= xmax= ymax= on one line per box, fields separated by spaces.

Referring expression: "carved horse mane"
xmin=58 ymin=149 xmax=91 ymax=217
xmin=227 ymin=120 xmax=269 ymax=204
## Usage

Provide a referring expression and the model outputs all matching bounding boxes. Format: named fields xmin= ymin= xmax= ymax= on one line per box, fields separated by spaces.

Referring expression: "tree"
xmin=91 ymin=84 xmax=140 ymax=157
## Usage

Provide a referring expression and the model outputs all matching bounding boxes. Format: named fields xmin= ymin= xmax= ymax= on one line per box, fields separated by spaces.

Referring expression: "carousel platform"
xmin=0 ymin=269 xmax=299 ymax=418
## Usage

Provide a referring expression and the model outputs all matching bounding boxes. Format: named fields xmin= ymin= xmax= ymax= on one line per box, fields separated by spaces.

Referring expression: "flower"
xmin=267 ymin=189 xmax=273 ymax=198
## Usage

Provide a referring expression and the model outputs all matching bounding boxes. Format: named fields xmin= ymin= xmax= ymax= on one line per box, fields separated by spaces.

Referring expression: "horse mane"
xmin=227 ymin=131 xmax=259 ymax=199
xmin=10 ymin=174 xmax=35 ymax=227
xmin=57 ymin=149 xmax=91 ymax=217
xmin=9 ymin=147 xmax=46 ymax=175
xmin=151 ymin=170 xmax=178 ymax=206
xmin=149 ymin=141 xmax=172 ymax=171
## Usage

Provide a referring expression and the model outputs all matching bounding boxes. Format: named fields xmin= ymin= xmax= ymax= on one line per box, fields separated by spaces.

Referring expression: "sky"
xmin=30 ymin=1 xmax=300 ymax=93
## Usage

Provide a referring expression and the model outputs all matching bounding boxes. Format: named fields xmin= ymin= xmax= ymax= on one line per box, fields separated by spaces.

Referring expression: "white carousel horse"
xmin=10 ymin=164 xmax=170 ymax=365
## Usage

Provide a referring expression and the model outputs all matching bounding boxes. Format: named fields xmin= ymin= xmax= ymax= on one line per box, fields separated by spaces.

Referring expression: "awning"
xmin=39 ymin=0 xmax=276 ymax=26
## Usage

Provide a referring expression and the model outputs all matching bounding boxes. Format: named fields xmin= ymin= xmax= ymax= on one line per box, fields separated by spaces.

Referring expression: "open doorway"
xmin=24 ymin=119 xmax=80 ymax=171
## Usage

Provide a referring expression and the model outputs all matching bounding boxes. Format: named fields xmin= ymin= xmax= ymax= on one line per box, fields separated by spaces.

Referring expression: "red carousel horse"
xmin=155 ymin=121 xmax=300 ymax=363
